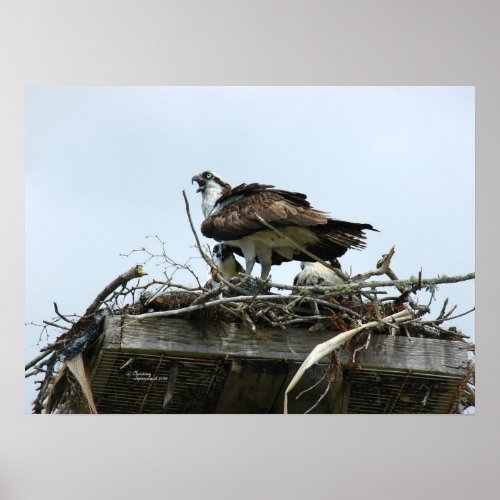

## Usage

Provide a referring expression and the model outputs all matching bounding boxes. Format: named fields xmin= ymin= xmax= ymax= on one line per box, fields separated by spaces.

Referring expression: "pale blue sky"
xmin=25 ymin=86 xmax=475 ymax=411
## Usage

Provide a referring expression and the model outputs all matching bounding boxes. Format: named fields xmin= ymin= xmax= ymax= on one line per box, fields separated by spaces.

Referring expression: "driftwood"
xmin=284 ymin=309 xmax=413 ymax=413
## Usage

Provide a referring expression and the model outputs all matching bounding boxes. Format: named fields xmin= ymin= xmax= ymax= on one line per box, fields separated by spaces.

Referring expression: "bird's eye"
xmin=206 ymin=173 xmax=212 ymax=179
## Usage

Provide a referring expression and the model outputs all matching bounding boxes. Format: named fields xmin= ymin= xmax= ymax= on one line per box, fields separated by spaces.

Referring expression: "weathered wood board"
xmin=90 ymin=316 xmax=469 ymax=414
xmin=358 ymin=334 xmax=469 ymax=377
xmin=104 ymin=316 xmax=469 ymax=377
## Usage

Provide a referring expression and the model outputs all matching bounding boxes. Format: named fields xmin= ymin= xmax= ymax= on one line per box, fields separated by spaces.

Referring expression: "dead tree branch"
xmin=53 ymin=302 xmax=75 ymax=324
xmin=352 ymin=246 xmax=396 ymax=281
xmin=83 ymin=265 xmax=147 ymax=318
xmin=284 ymin=309 xmax=413 ymax=413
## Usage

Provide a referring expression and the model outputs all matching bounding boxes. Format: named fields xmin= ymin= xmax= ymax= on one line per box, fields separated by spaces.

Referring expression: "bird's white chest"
xmin=202 ymin=185 xmax=224 ymax=217
xmin=214 ymin=255 xmax=242 ymax=279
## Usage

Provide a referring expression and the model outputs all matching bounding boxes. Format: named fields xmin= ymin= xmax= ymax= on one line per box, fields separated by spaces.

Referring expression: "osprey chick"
xmin=192 ymin=171 xmax=376 ymax=280
xmin=293 ymin=261 xmax=344 ymax=287
xmin=212 ymin=243 xmax=244 ymax=280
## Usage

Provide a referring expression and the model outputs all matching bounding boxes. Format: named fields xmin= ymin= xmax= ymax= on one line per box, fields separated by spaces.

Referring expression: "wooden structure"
xmin=87 ymin=316 xmax=469 ymax=414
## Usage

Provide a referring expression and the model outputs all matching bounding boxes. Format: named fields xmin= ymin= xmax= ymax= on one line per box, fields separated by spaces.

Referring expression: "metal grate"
xmin=92 ymin=351 xmax=229 ymax=413
xmin=346 ymin=369 xmax=463 ymax=414
xmin=90 ymin=351 xmax=465 ymax=414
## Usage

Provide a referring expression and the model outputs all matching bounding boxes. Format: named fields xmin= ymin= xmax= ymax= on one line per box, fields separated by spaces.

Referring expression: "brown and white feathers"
xmin=293 ymin=260 xmax=344 ymax=287
xmin=192 ymin=171 xmax=376 ymax=279
xmin=211 ymin=243 xmax=244 ymax=280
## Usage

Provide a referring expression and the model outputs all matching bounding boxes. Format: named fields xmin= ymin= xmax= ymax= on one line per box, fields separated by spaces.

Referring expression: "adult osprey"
xmin=192 ymin=171 xmax=376 ymax=279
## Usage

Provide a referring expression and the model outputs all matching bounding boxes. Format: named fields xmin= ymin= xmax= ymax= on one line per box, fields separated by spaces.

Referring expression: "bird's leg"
xmin=244 ymin=257 xmax=256 ymax=277
xmin=239 ymin=242 xmax=258 ymax=278
xmin=260 ymin=262 xmax=272 ymax=280
xmin=256 ymin=248 xmax=273 ymax=281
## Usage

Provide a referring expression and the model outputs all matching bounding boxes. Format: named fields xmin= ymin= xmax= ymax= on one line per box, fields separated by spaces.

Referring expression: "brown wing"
xmin=201 ymin=187 xmax=329 ymax=241
xmin=222 ymin=183 xmax=309 ymax=206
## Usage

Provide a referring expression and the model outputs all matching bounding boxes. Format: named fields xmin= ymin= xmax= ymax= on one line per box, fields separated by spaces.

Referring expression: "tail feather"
xmin=224 ymin=219 xmax=377 ymax=267
xmin=300 ymin=220 xmax=377 ymax=262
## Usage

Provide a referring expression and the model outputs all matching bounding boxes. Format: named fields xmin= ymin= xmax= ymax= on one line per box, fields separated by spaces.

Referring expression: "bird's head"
xmin=192 ymin=171 xmax=232 ymax=217
xmin=213 ymin=243 xmax=231 ymax=262
xmin=191 ymin=171 xmax=227 ymax=193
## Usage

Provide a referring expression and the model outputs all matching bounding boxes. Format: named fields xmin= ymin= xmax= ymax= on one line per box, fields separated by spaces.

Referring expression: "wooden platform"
xmin=88 ymin=316 xmax=469 ymax=414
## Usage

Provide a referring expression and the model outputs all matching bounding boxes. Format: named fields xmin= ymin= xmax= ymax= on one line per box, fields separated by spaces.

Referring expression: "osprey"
xmin=211 ymin=243 xmax=244 ymax=280
xmin=293 ymin=260 xmax=344 ymax=287
xmin=192 ymin=171 xmax=376 ymax=279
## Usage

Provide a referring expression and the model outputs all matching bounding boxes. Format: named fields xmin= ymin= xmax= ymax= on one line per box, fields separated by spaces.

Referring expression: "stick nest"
xmin=26 ymin=231 xmax=475 ymax=414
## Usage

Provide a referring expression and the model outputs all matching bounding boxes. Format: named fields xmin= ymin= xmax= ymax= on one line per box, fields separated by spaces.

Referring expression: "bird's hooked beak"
xmin=191 ymin=174 xmax=205 ymax=193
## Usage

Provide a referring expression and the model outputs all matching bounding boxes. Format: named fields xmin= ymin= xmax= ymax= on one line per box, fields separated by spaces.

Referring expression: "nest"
xmin=26 ymin=252 xmax=475 ymax=415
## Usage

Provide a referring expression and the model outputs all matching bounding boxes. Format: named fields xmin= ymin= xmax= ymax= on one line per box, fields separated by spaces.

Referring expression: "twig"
xmin=352 ymin=247 xmax=396 ymax=281
xmin=431 ymin=325 xmax=470 ymax=339
xmin=406 ymin=307 xmax=475 ymax=326
xmin=442 ymin=304 xmax=458 ymax=320
xmin=351 ymin=331 xmax=373 ymax=362
xmin=279 ymin=316 xmax=329 ymax=326
xmin=304 ymin=381 xmax=332 ymax=414
xmin=437 ymin=298 xmax=449 ymax=320
xmin=25 ymin=350 xmax=52 ymax=371
xmin=305 ymin=297 xmax=365 ymax=320
xmin=167 ymin=282 xmax=205 ymax=292
xmin=83 ymin=265 xmax=147 ymax=318
xmin=182 ymin=189 xmax=251 ymax=297
xmin=269 ymin=272 xmax=475 ymax=295
xmin=295 ymin=371 xmax=328 ymax=400
xmin=384 ymin=267 xmax=430 ymax=314
xmin=402 ymin=325 xmax=412 ymax=341
xmin=182 ymin=190 xmax=216 ymax=271
xmin=53 ymin=302 xmax=75 ymax=324
xmin=42 ymin=320 xmax=70 ymax=331
xmin=127 ymin=293 xmax=366 ymax=322
xmin=190 ymin=284 xmax=223 ymax=306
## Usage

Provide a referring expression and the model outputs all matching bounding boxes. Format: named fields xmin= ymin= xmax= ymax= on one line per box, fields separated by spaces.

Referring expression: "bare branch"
xmin=384 ymin=267 xmax=430 ymax=314
xmin=295 ymin=371 xmax=328 ymax=400
xmin=25 ymin=350 xmax=52 ymax=371
xmin=352 ymin=246 xmax=396 ymax=281
xmin=42 ymin=320 xmax=70 ymax=331
xmin=182 ymin=190 xmax=216 ymax=271
xmin=406 ymin=307 xmax=475 ymax=326
xmin=182 ymin=190 xmax=251 ymax=296
xmin=83 ymin=265 xmax=147 ymax=318
xmin=304 ymin=381 xmax=332 ymax=414
xmin=269 ymin=273 xmax=474 ymax=296
xmin=53 ymin=302 xmax=75 ymax=324
xmin=437 ymin=298 xmax=449 ymax=320
xmin=127 ymin=293 xmax=366 ymax=322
